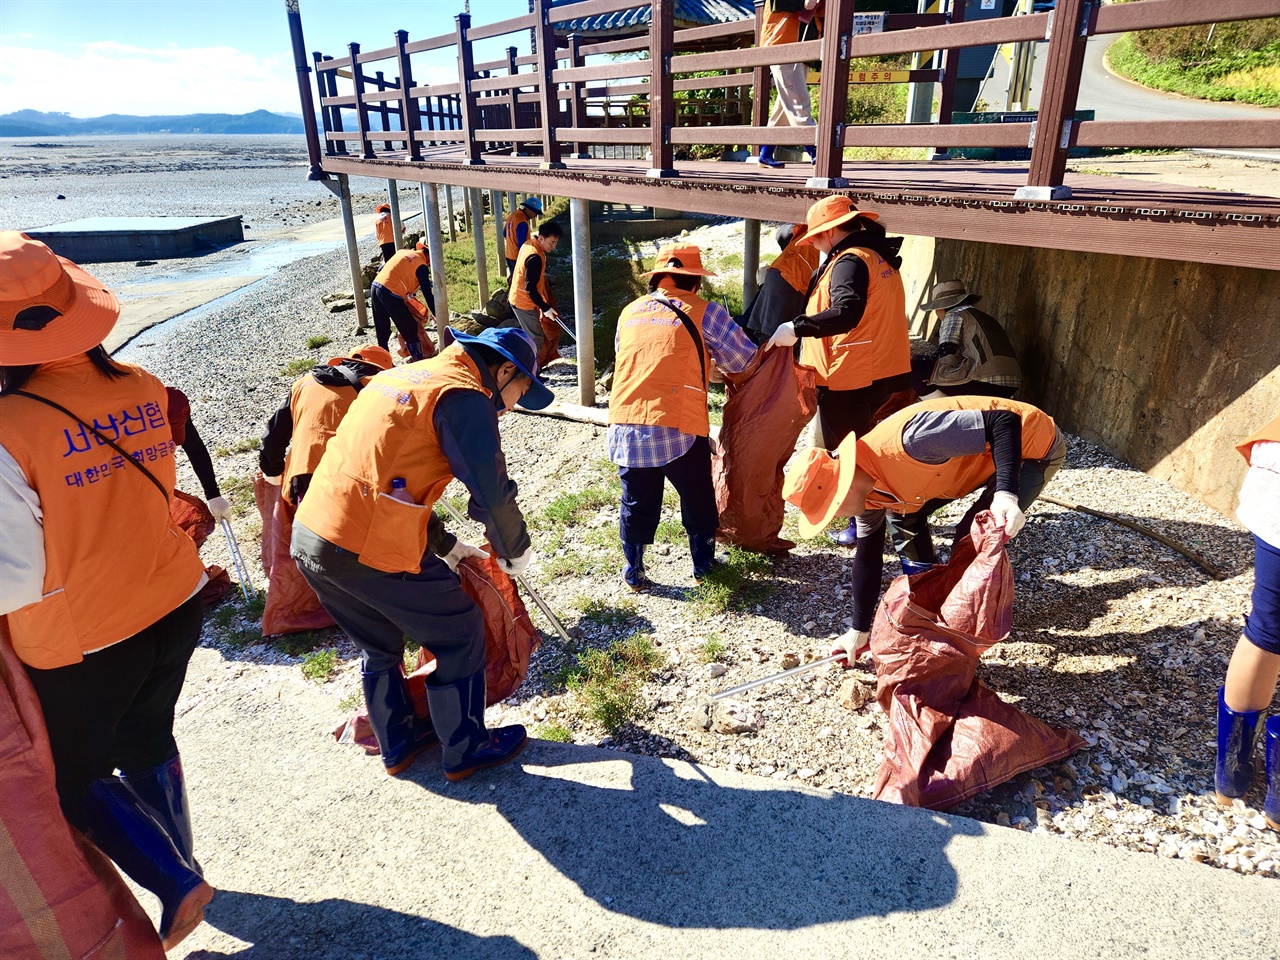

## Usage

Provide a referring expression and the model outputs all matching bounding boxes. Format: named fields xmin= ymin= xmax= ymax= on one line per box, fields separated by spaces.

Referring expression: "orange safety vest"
xmin=0 ymin=356 xmax=205 ymax=669
xmin=511 ymin=240 xmax=550 ymax=313
xmin=504 ymin=209 xmax=534 ymax=262
xmin=761 ymin=1 xmax=822 ymax=46
xmin=283 ymin=373 xmax=366 ymax=491
xmin=856 ymin=395 xmax=1060 ymax=513
xmin=295 ymin=345 xmax=491 ymax=574
xmin=608 ymin=285 xmax=712 ymax=438
xmin=771 ymin=227 xmax=822 ymax=294
xmin=1238 ymin=414 xmax=1280 ymax=466
xmin=373 ymin=248 xmax=428 ymax=300
xmin=375 ymin=210 xmax=395 ymax=245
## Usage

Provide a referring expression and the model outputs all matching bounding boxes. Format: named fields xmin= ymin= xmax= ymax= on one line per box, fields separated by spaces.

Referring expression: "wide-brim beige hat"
xmin=920 ymin=279 xmax=981 ymax=312
xmin=0 ymin=231 xmax=120 ymax=366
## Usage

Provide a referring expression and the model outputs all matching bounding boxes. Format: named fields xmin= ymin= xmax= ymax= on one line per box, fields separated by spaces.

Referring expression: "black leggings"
xmin=815 ymin=373 xmax=912 ymax=449
xmin=25 ymin=593 xmax=203 ymax=826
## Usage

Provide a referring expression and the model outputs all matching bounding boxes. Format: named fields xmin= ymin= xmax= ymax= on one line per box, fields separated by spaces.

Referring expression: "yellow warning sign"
xmin=808 ymin=69 xmax=913 ymax=84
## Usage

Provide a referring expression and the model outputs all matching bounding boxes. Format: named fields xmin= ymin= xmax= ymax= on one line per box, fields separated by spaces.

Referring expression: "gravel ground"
xmin=77 ymin=192 xmax=1274 ymax=885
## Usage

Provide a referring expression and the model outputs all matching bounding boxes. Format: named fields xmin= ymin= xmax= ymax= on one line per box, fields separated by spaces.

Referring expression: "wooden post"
xmin=395 ymin=29 xmax=423 ymax=161
xmin=336 ymin=174 xmax=369 ymax=332
xmin=809 ymin=0 xmax=854 ymax=188
xmin=462 ymin=183 xmax=472 ymax=235
xmin=743 ymin=219 xmax=761 ymax=305
xmin=421 ymin=182 xmax=449 ymax=324
xmin=374 ymin=70 xmax=394 ymax=151
xmin=531 ymin=0 xmax=565 ymax=169
xmin=315 ymin=53 xmax=345 ymax=155
xmin=470 ymin=188 xmax=489 ymax=306
xmin=445 ymin=185 xmax=457 ymax=242
xmin=647 ymin=0 xmax=676 ymax=177
xmin=570 ymin=197 xmax=595 ymax=406
xmin=750 ymin=0 xmax=769 ymax=160
xmin=348 ymin=42 xmax=375 ymax=158
xmin=568 ymin=34 xmax=591 ymax=159
xmin=931 ymin=0 xmax=967 ymax=159
xmin=286 ymin=1 xmax=325 ymax=180
xmin=387 ymin=179 xmax=405 ymax=248
xmin=454 ymin=14 xmax=484 ymax=164
xmin=491 ymin=189 xmax=506 ymax=281
xmin=505 ymin=46 xmax=522 ymax=155
xmin=1020 ymin=0 xmax=1094 ymax=199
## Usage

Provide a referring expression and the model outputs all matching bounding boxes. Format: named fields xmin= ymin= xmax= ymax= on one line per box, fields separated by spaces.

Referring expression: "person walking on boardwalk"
xmin=375 ymin=202 xmax=396 ymax=263
xmin=371 ymin=241 xmax=435 ymax=361
xmin=782 ymin=394 xmax=1065 ymax=665
xmin=917 ymin=279 xmax=1022 ymax=400
xmin=0 ymin=232 xmax=214 ymax=948
xmin=608 ymin=242 xmax=759 ymax=590
xmin=740 ymin=222 xmax=821 ymax=345
xmin=291 ymin=327 xmax=553 ymax=781
xmin=507 ymin=221 xmax=563 ymax=366
xmin=753 ymin=0 xmax=822 ymax=168
xmin=504 ymin=196 xmax=543 ymax=274
xmin=1215 ymin=414 xmax=1280 ymax=829
xmin=767 ymin=196 xmax=912 ymax=547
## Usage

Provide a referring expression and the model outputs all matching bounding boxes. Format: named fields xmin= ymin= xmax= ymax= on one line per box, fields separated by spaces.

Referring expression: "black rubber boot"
xmin=690 ymin=532 xmax=721 ymax=581
xmin=426 ymin=669 xmax=527 ymax=782
xmin=80 ymin=777 xmax=214 ymax=949
xmin=122 ymin=754 xmax=200 ymax=875
xmin=362 ymin=667 xmax=439 ymax=776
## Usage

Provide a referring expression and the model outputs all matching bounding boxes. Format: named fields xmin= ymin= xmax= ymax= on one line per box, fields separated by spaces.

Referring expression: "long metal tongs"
xmin=439 ymin=500 xmax=572 ymax=644
xmin=708 ymin=653 xmax=845 ymax=702
xmin=219 ymin=517 xmax=257 ymax=603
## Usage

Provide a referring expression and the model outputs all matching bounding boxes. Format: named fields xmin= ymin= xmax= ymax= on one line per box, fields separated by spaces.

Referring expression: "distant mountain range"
xmin=0 ymin=109 xmax=308 ymax=137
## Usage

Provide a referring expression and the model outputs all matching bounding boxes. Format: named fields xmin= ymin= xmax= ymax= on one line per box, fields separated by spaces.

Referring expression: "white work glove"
xmin=831 ymin=629 xmax=870 ymax=669
xmin=443 ymin=538 xmax=488 ymax=572
xmin=990 ymin=491 xmax=1026 ymax=538
xmin=263 ymin=474 xmax=283 ymax=487
xmin=497 ymin=547 xmax=534 ymax=577
xmin=766 ymin=321 xmax=798 ymax=350
xmin=207 ymin=496 xmax=232 ymax=521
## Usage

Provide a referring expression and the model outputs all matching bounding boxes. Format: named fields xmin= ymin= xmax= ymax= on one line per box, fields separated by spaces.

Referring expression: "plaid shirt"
xmin=607 ymin=298 xmax=757 ymax=469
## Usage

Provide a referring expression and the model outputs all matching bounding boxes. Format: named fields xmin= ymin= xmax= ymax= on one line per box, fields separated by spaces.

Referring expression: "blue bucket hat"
xmin=521 ymin=196 xmax=543 ymax=214
xmin=450 ymin=326 xmax=554 ymax=411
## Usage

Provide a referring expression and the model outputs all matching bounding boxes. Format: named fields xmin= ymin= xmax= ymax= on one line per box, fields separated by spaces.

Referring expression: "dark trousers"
xmin=380 ymin=242 xmax=397 ymax=264
xmin=298 ymin=554 xmax=486 ymax=679
xmin=371 ymin=283 xmax=426 ymax=352
xmin=815 ymin=373 xmax=912 ymax=449
xmin=25 ymin=593 xmax=203 ymax=826
xmin=618 ymin=435 xmax=718 ymax=545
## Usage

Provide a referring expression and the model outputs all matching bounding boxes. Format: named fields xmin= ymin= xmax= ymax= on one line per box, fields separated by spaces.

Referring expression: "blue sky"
xmin=0 ymin=0 xmax=536 ymax=116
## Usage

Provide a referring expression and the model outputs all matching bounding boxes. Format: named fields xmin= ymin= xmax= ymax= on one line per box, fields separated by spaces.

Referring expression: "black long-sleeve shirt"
xmin=181 ymin=421 xmax=221 ymax=500
xmin=522 ymin=252 xmax=551 ymax=312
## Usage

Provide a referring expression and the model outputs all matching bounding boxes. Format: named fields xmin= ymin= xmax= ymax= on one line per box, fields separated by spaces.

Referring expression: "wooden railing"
xmin=293 ymin=0 xmax=1280 ymax=193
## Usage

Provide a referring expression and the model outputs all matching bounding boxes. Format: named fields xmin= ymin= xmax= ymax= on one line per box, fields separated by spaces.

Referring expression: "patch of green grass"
xmin=536 ymin=722 xmax=574 ymax=743
xmin=213 ymin=437 xmax=262 ymax=458
xmin=700 ymin=634 xmax=728 ymax=663
xmin=707 ymin=382 xmax=726 ymax=428
xmin=301 ymin=648 xmax=339 ymax=683
xmin=218 ymin=474 xmax=256 ymax=519
xmin=280 ymin=357 xmax=315 ymax=377
xmin=337 ymin=689 xmax=362 ymax=713
xmin=574 ymin=595 xmax=638 ymax=630
xmin=1108 ymin=33 xmax=1280 ymax=108
xmin=564 ymin=632 xmax=666 ymax=734
xmin=244 ymin=590 xmax=266 ymax=621
xmin=306 ymin=334 xmax=333 ymax=350
xmin=689 ymin=546 xmax=773 ymax=617
xmin=536 ymin=485 xmax=616 ymax=529
xmin=278 ymin=630 xmax=331 ymax=658
xmin=655 ymin=518 xmax=684 ymax=545
xmin=403 ymin=638 xmax=422 ymax=674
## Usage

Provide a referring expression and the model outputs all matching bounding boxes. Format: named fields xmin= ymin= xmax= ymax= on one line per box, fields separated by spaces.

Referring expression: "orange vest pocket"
xmin=358 ymin=493 xmax=432 ymax=574
xmin=8 ymin=589 xmax=84 ymax=670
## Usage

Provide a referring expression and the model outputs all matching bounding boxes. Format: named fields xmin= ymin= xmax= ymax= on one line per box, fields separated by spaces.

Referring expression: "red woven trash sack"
xmin=254 ymin=472 xmax=336 ymax=637
xmin=0 ymin=621 xmax=165 ymax=960
xmin=871 ymin=512 xmax=1084 ymax=810
xmin=713 ymin=348 xmax=818 ymax=553
xmin=170 ymin=489 xmax=234 ymax=609
xmin=333 ymin=548 xmax=540 ymax=753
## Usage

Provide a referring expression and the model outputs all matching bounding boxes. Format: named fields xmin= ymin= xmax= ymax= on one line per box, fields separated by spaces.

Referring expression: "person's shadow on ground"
xmin=406 ymin=740 xmax=982 ymax=930
xmin=186 ymin=890 xmax=535 ymax=960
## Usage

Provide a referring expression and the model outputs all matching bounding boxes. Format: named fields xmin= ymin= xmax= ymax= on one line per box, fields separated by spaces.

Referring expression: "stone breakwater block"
xmin=28 ymin=216 xmax=244 ymax=263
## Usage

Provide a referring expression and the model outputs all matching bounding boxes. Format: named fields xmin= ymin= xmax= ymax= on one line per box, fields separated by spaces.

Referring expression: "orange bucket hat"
xmin=376 ymin=203 xmax=391 ymax=213
xmin=795 ymin=196 xmax=879 ymax=247
xmin=640 ymin=241 xmax=717 ymax=278
xmin=781 ymin=432 xmax=862 ymax=538
xmin=328 ymin=344 xmax=394 ymax=371
xmin=0 ymin=232 xmax=120 ymax=366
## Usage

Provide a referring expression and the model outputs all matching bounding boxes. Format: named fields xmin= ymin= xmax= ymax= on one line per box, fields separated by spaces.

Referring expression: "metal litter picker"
xmin=219 ymin=517 xmax=257 ymax=603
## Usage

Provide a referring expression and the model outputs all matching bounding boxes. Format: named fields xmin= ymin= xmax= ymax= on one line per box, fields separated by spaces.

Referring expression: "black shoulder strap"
xmin=330 ymin=363 xmax=364 ymax=393
xmin=10 ymin=390 xmax=170 ymax=504
xmin=650 ymin=294 xmax=707 ymax=385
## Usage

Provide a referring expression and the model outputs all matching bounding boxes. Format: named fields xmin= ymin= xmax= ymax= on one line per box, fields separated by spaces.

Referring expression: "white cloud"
xmin=0 ymin=41 xmax=299 ymax=116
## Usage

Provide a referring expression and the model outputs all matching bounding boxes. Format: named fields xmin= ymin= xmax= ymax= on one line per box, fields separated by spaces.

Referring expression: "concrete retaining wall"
xmin=898 ymin=236 xmax=1280 ymax=517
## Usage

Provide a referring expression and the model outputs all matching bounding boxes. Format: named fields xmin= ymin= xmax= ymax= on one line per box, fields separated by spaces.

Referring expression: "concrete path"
xmin=164 ymin=648 xmax=1278 ymax=960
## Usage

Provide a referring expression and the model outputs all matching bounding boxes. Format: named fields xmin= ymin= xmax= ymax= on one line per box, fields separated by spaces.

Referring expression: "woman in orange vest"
xmin=768 ymin=195 xmax=913 ymax=547
xmin=0 ymin=232 xmax=214 ymax=948
xmin=1217 ymin=415 xmax=1280 ymax=828
xmin=371 ymin=240 xmax=434 ymax=361
xmin=608 ymin=242 xmax=759 ymax=588
xmin=783 ymin=395 xmax=1065 ymax=664
xmin=375 ymin=202 xmax=396 ymax=263
xmin=507 ymin=221 xmax=563 ymax=365
xmin=503 ymin=196 xmax=542 ymax=273
xmin=291 ymin=327 xmax=553 ymax=781
xmin=740 ymin=223 xmax=821 ymax=345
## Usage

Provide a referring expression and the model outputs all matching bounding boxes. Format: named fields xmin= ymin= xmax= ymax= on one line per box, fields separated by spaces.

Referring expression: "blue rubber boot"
xmin=81 ymin=777 xmax=214 ymax=949
xmin=426 ymin=670 xmax=527 ymax=782
xmin=622 ymin=543 xmax=650 ymax=591
xmin=757 ymin=146 xmax=784 ymax=168
xmin=122 ymin=754 xmax=200 ymax=875
xmin=900 ymin=558 xmax=936 ymax=576
xmin=1264 ymin=715 xmax=1279 ymax=830
xmin=827 ymin=519 xmax=858 ymax=548
xmin=690 ymin=532 xmax=721 ymax=581
xmin=362 ymin=667 xmax=439 ymax=776
xmin=1215 ymin=686 xmax=1262 ymax=804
